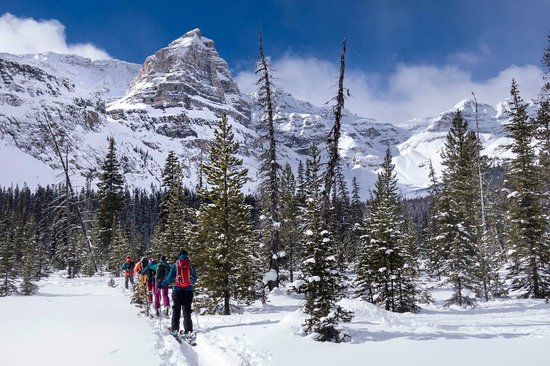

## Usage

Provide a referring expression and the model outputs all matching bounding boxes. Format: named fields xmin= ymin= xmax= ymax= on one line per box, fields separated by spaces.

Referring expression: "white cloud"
xmin=235 ymin=54 xmax=543 ymax=124
xmin=0 ymin=13 xmax=110 ymax=60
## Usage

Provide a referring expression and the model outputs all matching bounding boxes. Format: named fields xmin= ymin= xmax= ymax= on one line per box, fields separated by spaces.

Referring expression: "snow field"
xmin=2 ymin=274 xmax=550 ymax=365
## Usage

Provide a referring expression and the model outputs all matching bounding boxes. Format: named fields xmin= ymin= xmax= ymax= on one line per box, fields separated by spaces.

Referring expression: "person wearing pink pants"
xmin=154 ymin=256 xmax=171 ymax=316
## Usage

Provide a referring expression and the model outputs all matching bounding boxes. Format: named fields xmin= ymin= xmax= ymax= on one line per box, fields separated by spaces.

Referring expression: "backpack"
xmin=146 ymin=260 xmax=156 ymax=283
xmin=141 ymin=257 xmax=149 ymax=270
xmin=126 ymin=261 xmax=135 ymax=272
xmin=155 ymin=262 xmax=168 ymax=284
xmin=175 ymin=258 xmax=193 ymax=288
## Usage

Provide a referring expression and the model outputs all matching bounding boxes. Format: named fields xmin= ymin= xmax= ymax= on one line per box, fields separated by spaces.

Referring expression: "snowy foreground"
xmin=2 ymin=274 xmax=550 ymax=366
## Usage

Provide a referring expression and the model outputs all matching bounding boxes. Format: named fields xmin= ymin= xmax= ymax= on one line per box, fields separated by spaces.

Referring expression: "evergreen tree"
xmin=356 ymin=147 xmax=419 ymax=312
xmin=159 ymin=151 xmax=182 ymax=232
xmin=0 ymin=216 xmax=18 ymax=296
xmin=109 ymin=219 xmax=131 ymax=277
xmin=161 ymin=176 xmax=188 ymax=260
xmin=297 ymin=42 xmax=355 ymax=342
xmin=192 ymin=115 xmax=261 ymax=314
xmin=20 ymin=220 xmax=39 ymax=295
xmin=535 ymin=34 xmax=550 ymax=216
xmin=424 ymin=160 xmax=443 ymax=278
xmin=432 ymin=111 xmax=480 ymax=307
xmin=296 ymin=160 xmax=306 ymax=200
xmin=504 ymin=80 xmax=550 ymax=298
xmin=297 ymin=143 xmax=352 ymax=342
xmin=96 ymin=137 xmax=125 ymax=270
xmin=347 ymin=177 xmax=363 ymax=264
xmin=150 ymin=152 xmax=189 ymax=261
xmin=329 ymin=164 xmax=352 ymax=270
xmin=279 ymin=162 xmax=301 ymax=282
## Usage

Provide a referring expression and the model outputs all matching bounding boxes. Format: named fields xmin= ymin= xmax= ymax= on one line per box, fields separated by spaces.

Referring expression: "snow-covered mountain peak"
xmin=109 ymin=29 xmax=249 ymax=125
xmin=168 ymin=28 xmax=214 ymax=50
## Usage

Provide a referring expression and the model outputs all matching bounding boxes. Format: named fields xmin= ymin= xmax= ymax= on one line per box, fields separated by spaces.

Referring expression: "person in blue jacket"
xmin=161 ymin=250 xmax=197 ymax=336
xmin=141 ymin=255 xmax=170 ymax=316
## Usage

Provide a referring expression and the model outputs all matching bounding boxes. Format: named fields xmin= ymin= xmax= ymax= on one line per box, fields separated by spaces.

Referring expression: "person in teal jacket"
xmin=161 ymin=250 xmax=197 ymax=336
xmin=142 ymin=255 xmax=171 ymax=316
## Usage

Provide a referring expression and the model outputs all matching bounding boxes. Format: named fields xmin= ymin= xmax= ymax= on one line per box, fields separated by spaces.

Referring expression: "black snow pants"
xmin=171 ymin=289 xmax=194 ymax=333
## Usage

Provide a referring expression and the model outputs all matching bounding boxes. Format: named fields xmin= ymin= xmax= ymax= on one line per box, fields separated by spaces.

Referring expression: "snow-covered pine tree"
xmin=356 ymin=147 xmax=419 ymax=313
xmin=158 ymin=151 xmax=182 ymax=232
xmin=32 ymin=185 xmax=54 ymax=279
xmin=96 ymin=137 xmax=125 ymax=270
xmin=193 ymin=115 xmax=261 ymax=314
xmin=279 ymin=162 xmax=301 ymax=282
xmin=49 ymin=183 xmax=71 ymax=271
xmin=504 ymin=80 xmax=550 ymax=299
xmin=347 ymin=177 xmax=363 ymax=263
xmin=20 ymin=220 xmax=39 ymax=295
xmin=0 ymin=216 xmax=19 ymax=296
xmin=533 ymin=34 xmax=550 ymax=248
xmin=433 ymin=110 xmax=480 ymax=307
xmin=256 ymin=32 xmax=282 ymax=290
xmin=424 ymin=160 xmax=442 ymax=279
xmin=161 ymin=175 xmax=189 ymax=260
xmin=537 ymin=34 xmax=550 ymax=277
xmin=298 ymin=143 xmax=352 ymax=342
xmin=299 ymin=39 xmax=353 ymax=342
xmin=331 ymin=163 xmax=353 ymax=271
xmin=109 ymin=219 xmax=131 ymax=277
xmin=296 ymin=160 xmax=306 ymax=200
xmin=149 ymin=152 xmax=190 ymax=261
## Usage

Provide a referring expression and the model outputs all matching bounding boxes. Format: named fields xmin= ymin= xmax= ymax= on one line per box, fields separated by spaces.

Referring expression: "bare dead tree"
xmin=256 ymin=31 xmax=281 ymax=290
xmin=322 ymin=38 xmax=347 ymax=222
xmin=42 ymin=113 xmax=98 ymax=272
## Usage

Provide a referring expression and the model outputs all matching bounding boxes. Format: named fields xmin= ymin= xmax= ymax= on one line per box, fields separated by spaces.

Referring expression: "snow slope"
xmin=2 ymin=273 xmax=550 ymax=366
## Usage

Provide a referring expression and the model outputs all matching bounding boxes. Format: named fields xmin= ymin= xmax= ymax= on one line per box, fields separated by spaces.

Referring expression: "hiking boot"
xmin=164 ymin=307 xmax=169 ymax=316
xmin=155 ymin=309 xmax=160 ymax=316
xmin=183 ymin=331 xmax=195 ymax=340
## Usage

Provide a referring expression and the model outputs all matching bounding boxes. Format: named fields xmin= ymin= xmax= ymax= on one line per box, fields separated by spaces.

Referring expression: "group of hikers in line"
xmin=121 ymin=250 xmax=197 ymax=339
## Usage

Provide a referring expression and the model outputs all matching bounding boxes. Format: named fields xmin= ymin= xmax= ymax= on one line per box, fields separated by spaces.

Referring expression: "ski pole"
xmin=194 ymin=311 xmax=200 ymax=331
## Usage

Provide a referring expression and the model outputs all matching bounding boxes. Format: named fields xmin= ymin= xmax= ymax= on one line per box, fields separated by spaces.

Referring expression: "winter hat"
xmin=161 ymin=255 xmax=167 ymax=261
xmin=126 ymin=256 xmax=131 ymax=261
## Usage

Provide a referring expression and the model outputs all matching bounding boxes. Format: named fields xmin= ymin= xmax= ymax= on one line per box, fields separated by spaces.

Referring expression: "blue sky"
xmin=1 ymin=0 xmax=549 ymax=122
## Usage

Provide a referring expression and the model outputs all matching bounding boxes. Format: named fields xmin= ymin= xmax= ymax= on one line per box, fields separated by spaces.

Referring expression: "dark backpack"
xmin=127 ymin=261 xmax=135 ymax=272
xmin=156 ymin=262 xmax=168 ymax=283
xmin=175 ymin=258 xmax=192 ymax=288
xmin=146 ymin=260 xmax=156 ymax=283
xmin=141 ymin=257 xmax=149 ymax=270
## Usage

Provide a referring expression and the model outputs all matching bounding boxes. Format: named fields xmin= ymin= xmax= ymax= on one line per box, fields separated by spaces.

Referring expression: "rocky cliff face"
xmin=0 ymin=53 xmax=139 ymax=181
xmin=0 ymin=30 xmax=532 ymax=196
xmin=104 ymin=29 xmax=258 ymax=187
xmin=118 ymin=29 xmax=248 ymax=122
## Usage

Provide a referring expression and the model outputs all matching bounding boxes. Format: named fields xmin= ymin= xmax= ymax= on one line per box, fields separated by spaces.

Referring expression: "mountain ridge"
xmin=0 ymin=29 xmax=530 ymax=197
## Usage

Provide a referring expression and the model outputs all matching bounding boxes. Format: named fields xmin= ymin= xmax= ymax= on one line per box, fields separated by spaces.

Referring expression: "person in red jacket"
xmin=121 ymin=256 xmax=135 ymax=290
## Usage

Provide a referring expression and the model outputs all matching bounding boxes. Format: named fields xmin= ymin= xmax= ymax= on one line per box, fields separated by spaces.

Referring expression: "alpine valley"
xmin=0 ymin=29 xmax=533 ymax=196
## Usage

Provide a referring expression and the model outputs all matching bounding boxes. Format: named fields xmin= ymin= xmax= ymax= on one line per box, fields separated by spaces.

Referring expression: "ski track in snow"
xmin=119 ymin=282 xmax=550 ymax=365
xmin=128 ymin=291 xmax=270 ymax=366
